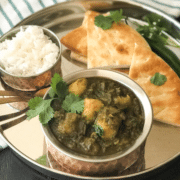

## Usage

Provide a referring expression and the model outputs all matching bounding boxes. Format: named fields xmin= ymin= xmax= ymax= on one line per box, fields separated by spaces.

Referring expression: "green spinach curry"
xmin=49 ymin=77 xmax=144 ymax=156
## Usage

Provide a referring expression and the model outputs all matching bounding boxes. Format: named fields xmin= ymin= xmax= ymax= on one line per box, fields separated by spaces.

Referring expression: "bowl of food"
xmin=40 ymin=69 xmax=153 ymax=176
xmin=0 ymin=25 xmax=61 ymax=91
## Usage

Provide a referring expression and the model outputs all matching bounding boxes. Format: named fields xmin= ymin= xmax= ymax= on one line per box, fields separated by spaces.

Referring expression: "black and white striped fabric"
xmin=132 ymin=0 xmax=180 ymax=17
xmin=0 ymin=0 xmax=67 ymax=36
xmin=0 ymin=0 xmax=180 ymax=36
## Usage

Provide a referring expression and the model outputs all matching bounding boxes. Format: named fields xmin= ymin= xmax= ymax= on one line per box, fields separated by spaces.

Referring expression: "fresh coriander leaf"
xmin=36 ymin=155 xmax=47 ymax=166
xmin=39 ymin=105 xmax=54 ymax=125
xmin=93 ymin=124 xmax=104 ymax=137
xmin=136 ymin=24 xmax=168 ymax=44
xmin=110 ymin=9 xmax=125 ymax=24
xmin=62 ymin=93 xmax=75 ymax=112
xmin=62 ymin=93 xmax=84 ymax=113
xmin=70 ymin=100 xmax=84 ymax=113
xmin=94 ymin=15 xmax=113 ymax=30
xmin=94 ymin=9 xmax=126 ymax=30
xmin=26 ymin=109 xmax=40 ymax=120
xmin=48 ymin=88 xmax=56 ymax=98
xmin=51 ymin=73 xmax=64 ymax=93
xmin=27 ymin=73 xmax=69 ymax=125
xmin=56 ymin=81 xmax=68 ymax=100
xmin=50 ymin=73 xmax=68 ymax=100
xmin=150 ymin=72 xmax=167 ymax=86
xmin=28 ymin=97 xmax=43 ymax=110
xmin=143 ymin=14 xmax=169 ymax=32
xmin=26 ymin=98 xmax=54 ymax=124
xmin=50 ymin=73 xmax=62 ymax=93
xmin=136 ymin=13 xmax=169 ymax=45
xmin=27 ymin=97 xmax=44 ymax=119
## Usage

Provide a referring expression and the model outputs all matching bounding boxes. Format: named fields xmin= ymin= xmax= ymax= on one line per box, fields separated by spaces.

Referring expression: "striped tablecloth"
xmin=0 ymin=0 xmax=67 ymax=37
xmin=0 ymin=0 xmax=180 ymax=37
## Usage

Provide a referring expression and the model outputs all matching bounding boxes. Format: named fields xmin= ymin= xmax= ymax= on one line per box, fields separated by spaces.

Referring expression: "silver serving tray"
xmin=0 ymin=0 xmax=180 ymax=179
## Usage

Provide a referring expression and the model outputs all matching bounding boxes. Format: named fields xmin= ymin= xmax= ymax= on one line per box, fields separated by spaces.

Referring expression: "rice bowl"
xmin=0 ymin=25 xmax=62 ymax=91
xmin=0 ymin=26 xmax=59 ymax=76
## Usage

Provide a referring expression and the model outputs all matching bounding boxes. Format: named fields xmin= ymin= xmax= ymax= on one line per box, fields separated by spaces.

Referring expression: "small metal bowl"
xmin=0 ymin=25 xmax=61 ymax=91
xmin=41 ymin=69 xmax=153 ymax=176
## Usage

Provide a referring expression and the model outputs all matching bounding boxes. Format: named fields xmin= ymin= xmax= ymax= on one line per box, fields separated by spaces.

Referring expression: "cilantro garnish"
xmin=27 ymin=97 xmax=54 ymax=125
xmin=134 ymin=14 xmax=180 ymax=78
xmin=110 ymin=9 xmax=126 ymax=24
xmin=93 ymin=124 xmax=104 ymax=137
xmin=95 ymin=9 xmax=126 ymax=30
xmin=36 ymin=155 xmax=47 ymax=166
xmin=62 ymin=93 xmax=84 ymax=113
xmin=150 ymin=72 xmax=167 ymax=86
xmin=50 ymin=73 xmax=68 ymax=99
xmin=135 ymin=14 xmax=171 ymax=46
xmin=94 ymin=15 xmax=113 ymax=30
xmin=50 ymin=73 xmax=62 ymax=94
xmin=48 ymin=88 xmax=56 ymax=98
xmin=136 ymin=21 xmax=168 ymax=45
xmin=27 ymin=73 xmax=84 ymax=125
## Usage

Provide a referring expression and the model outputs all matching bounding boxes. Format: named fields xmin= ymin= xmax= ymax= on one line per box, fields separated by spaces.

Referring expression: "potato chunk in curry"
xmin=114 ymin=95 xmax=131 ymax=109
xmin=58 ymin=113 xmax=79 ymax=135
xmin=69 ymin=78 xmax=87 ymax=96
xmin=82 ymin=98 xmax=104 ymax=122
xmin=95 ymin=107 xmax=122 ymax=140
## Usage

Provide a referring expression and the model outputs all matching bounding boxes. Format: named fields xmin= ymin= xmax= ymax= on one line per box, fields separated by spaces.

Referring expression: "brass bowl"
xmin=0 ymin=25 xmax=61 ymax=91
xmin=41 ymin=69 xmax=153 ymax=176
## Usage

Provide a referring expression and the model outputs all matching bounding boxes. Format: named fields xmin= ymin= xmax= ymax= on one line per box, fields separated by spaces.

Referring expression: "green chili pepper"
xmin=146 ymin=39 xmax=180 ymax=78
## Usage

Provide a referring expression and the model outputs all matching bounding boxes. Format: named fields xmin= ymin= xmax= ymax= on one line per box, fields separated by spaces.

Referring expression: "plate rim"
xmin=1 ymin=0 xmax=180 ymax=179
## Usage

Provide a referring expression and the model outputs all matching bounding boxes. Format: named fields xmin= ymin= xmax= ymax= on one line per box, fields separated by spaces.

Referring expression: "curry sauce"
xmin=49 ymin=77 xmax=144 ymax=156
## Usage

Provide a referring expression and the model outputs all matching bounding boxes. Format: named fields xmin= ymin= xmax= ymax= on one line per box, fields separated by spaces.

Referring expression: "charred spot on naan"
xmin=116 ymin=44 xmax=129 ymax=54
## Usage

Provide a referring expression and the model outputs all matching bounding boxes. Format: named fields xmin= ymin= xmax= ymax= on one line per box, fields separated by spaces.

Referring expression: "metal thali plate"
xmin=0 ymin=0 xmax=180 ymax=179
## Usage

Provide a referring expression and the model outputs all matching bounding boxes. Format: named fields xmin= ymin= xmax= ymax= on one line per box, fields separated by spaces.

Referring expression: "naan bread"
xmin=70 ymin=51 xmax=87 ymax=64
xmin=61 ymin=10 xmax=150 ymax=68
xmin=60 ymin=12 xmax=88 ymax=57
xmin=86 ymin=11 xmax=150 ymax=68
xmin=129 ymin=44 xmax=180 ymax=126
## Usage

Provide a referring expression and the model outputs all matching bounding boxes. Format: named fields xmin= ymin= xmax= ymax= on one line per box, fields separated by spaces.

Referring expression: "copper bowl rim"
xmin=41 ymin=69 xmax=153 ymax=163
xmin=0 ymin=25 xmax=61 ymax=78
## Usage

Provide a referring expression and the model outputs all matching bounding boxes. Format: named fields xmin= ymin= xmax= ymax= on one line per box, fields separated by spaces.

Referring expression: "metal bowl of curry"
xmin=41 ymin=69 xmax=153 ymax=176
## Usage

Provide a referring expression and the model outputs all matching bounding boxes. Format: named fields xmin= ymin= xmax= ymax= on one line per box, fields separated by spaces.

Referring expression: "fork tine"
xmin=0 ymin=97 xmax=30 ymax=104
xmin=1 ymin=114 xmax=27 ymax=130
xmin=0 ymin=90 xmax=18 ymax=96
xmin=0 ymin=107 xmax=29 ymax=121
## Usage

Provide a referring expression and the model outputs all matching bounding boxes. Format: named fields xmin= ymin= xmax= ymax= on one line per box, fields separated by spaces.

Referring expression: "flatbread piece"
xmin=61 ymin=10 xmax=150 ymax=68
xmin=86 ymin=11 xmax=150 ymax=68
xmin=129 ymin=44 xmax=180 ymax=126
xmin=60 ymin=12 xmax=88 ymax=57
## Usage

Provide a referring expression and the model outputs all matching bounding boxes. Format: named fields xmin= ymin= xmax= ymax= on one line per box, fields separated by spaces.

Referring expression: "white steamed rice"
xmin=0 ymin=26 xmax=59 ymax=76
